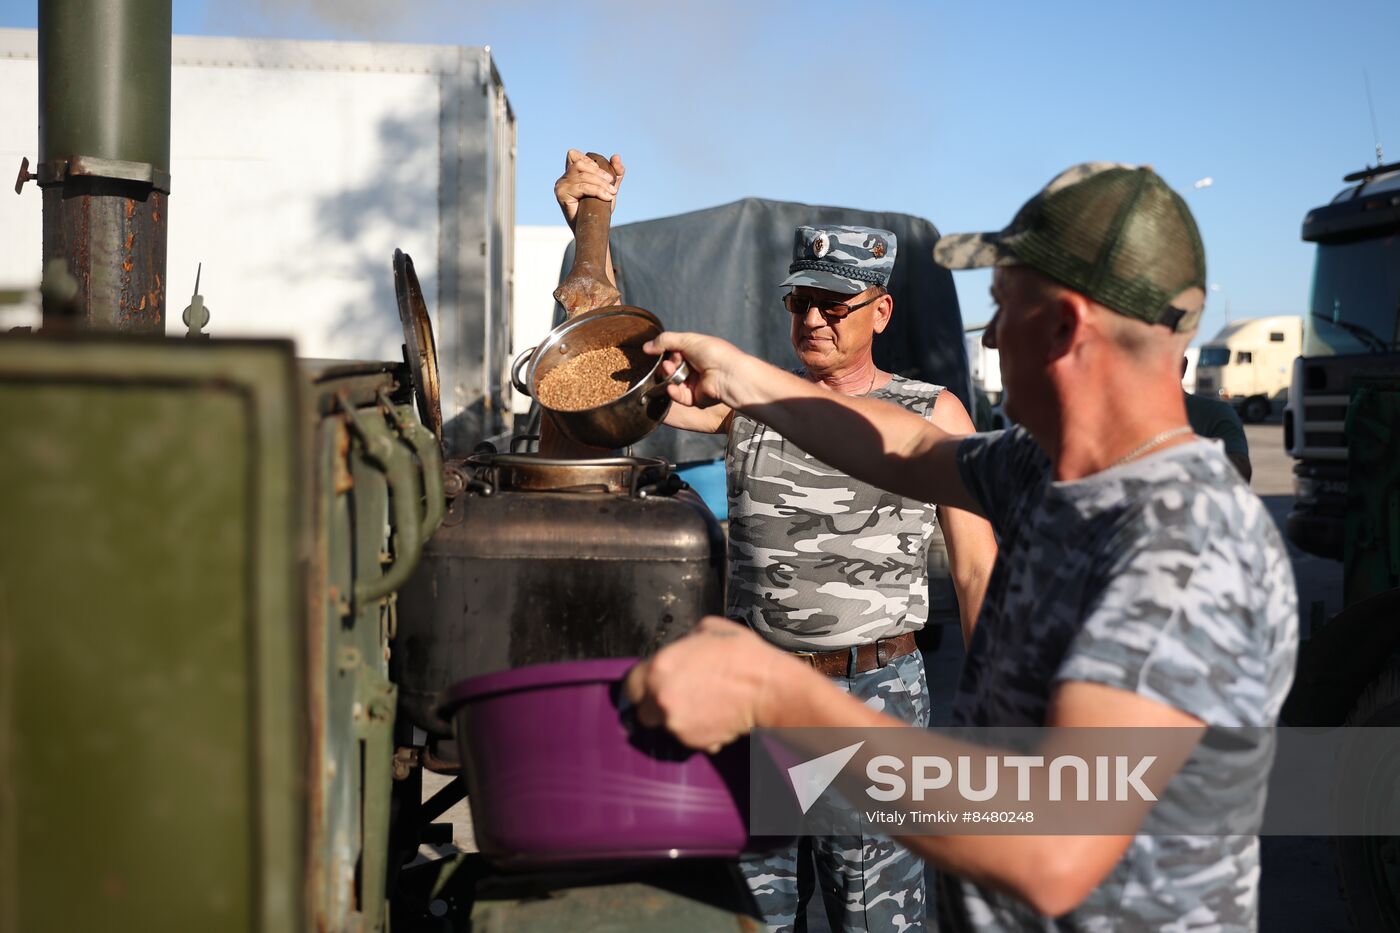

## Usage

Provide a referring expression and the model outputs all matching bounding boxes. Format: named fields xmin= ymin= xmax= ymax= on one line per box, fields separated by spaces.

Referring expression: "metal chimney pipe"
xmin=38 ymin=0 xmax=171 ymax=333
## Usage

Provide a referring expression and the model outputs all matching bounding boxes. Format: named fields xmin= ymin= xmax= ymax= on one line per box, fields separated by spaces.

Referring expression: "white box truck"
xmin=510 ymin=225 xmax=574 ymax=415
xmin=1 ymin=29 xmax=516 ymax=451
xmin=1192 ymin=314 xmax=1303 ymax=422
xmin=1181 ymin=346 xmax=1199 ymax=393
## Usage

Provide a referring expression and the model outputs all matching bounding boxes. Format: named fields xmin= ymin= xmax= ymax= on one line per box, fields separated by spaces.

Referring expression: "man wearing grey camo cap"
xmin=555 ymin=152 xmax=998 ymax=932
xmin=630 ymin=162 xmax=1298 ymax=931
xmin=729 ymin=223 xmax=997 ymax=933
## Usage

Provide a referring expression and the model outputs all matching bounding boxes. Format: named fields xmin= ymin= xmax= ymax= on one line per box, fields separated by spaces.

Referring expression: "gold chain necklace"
xmin=1109 ymin=425 xmax=1193 ymax=469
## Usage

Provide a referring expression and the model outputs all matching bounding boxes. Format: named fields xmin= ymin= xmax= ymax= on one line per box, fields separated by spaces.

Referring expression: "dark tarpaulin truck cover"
xmin=551 ymin=196 xmax=971 ymax=465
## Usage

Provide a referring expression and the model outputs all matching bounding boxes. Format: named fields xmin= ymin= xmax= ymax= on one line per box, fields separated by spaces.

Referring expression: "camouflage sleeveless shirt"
xmin=725 ymin=374 xmax=943 ymax=651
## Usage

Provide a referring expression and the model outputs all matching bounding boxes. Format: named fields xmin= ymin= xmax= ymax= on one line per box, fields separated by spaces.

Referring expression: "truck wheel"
xmin=1242 ymin=396 xmax=1270 ymax=423
xmin=1334 ymin=661 xmax=1400 ymax=932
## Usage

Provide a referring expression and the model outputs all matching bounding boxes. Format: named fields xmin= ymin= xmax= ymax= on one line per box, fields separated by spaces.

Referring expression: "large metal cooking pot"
xmin=511 ymin=305 xmax=688 ymax=450
xmin=393 ymin=452 xmax=724 ymax=737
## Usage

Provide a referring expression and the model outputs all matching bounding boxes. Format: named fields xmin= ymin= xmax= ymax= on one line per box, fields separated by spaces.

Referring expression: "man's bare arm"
xmin=927 ymin=391 xmax=996 ymax=643
xmin=538 ymin=150 xmax=627 ymax=457
xmin=646 ymin=332 xmax=981 ymax=512
xmin=554 ymin=149 xmax=623 ymax=281
xmin=662 ymin=382 xmax=733 ymax=435
xmin=874 ymin=682 xmax=1202 ymax=917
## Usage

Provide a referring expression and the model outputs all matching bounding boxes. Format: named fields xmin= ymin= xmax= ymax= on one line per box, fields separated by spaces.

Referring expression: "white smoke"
xmin=207 ymin=0 xmax=454 ymax=40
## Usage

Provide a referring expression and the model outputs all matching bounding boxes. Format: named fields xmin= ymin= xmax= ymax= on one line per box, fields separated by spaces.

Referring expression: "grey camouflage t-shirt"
xmin=940 ymin=427 xmax=1298 ymax=932
xmin=725 ymin=375 xmax=942 ymax=651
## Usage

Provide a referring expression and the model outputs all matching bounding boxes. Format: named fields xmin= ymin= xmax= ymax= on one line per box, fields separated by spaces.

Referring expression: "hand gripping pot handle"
xmin=642 ymin=359 xmax=689 ymax=400
xmin=613 ymin=680 xmax=643 ymax=737
xmin=511 ymin=346 xmax=536 ymax=398
xmin=610 ymin=675 xmax=690 ymax=761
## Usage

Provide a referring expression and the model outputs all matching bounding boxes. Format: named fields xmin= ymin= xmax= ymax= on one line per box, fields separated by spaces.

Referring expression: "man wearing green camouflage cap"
xmin=627 ymin=163 xmax=1298 ymax=931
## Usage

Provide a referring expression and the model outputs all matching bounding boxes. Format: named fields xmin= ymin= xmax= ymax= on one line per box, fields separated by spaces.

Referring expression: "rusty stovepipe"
xmin=35 ymin=0 xmax=172 ymax=334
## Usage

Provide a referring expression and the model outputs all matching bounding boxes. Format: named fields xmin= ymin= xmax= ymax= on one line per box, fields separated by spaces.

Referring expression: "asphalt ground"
xmin=1245 ymin=421 xmax=1350 ymax=932
xmin=427 ymin=421 xmax=1355 ymax=929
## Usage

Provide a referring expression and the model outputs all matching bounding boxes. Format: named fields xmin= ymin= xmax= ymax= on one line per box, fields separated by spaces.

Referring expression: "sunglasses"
xmin=782 ymin=291 xmax=883 ymax=321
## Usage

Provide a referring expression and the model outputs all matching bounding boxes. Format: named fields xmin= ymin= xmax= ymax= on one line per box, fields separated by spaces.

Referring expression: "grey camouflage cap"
xmin=780 ymin=224 xmax=896 ymax=295
xmin=932 ymin=162 xmax=1207 ymax=333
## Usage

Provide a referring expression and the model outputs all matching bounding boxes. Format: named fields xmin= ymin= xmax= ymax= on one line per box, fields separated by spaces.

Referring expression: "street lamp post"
xmin=1209 ymin=282 xmax=1230 ymax=323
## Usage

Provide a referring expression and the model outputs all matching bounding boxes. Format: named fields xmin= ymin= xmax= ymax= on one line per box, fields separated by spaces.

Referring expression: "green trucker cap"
xmin=933 ymin=162 xmax=1207 ymax=333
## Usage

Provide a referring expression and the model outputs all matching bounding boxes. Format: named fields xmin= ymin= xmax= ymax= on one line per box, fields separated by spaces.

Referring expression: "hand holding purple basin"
xmin=441 ymin=658 xmax=763 ymax=866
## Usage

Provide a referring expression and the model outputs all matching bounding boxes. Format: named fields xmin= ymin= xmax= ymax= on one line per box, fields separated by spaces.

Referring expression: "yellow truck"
xmin=1192 ymin=315 xmax=1303 ymax=422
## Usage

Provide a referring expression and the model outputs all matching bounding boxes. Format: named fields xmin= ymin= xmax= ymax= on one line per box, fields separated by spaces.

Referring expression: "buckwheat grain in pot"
xmin=535 ymin=345 xmax=654 ymax=411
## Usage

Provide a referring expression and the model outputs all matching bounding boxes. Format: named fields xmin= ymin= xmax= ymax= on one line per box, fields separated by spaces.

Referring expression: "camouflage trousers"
xmin=739 ymin=650 xmax=930 ymax=933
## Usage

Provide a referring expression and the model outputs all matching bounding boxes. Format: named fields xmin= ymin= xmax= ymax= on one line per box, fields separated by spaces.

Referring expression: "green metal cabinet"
xmin=0 ymin=337 xmax=441 ymax=933
xmin=0 ymin=337 xmax=304 ymax=932
xmin=302 ymin=360 xmax=443 ymax=933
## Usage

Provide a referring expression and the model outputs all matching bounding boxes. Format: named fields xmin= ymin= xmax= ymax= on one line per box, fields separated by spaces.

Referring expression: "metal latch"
xmin=14 ymin=157 xmax=36 ymax=195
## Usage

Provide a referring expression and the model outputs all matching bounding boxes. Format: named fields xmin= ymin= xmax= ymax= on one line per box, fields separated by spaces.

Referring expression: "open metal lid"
xmin=464 ymin=452 xmax=671 ymax=495
xmin=393 ymin=248 xmax=443 ymax=442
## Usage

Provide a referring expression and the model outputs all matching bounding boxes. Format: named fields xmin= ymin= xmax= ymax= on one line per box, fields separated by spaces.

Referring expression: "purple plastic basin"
xmin=442 ymin=658 xmax=755 ymax=866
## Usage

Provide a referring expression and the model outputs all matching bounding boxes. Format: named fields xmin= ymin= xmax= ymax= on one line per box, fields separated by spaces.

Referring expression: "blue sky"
xmin=5 ymin=0 xmax=1398 ymax=341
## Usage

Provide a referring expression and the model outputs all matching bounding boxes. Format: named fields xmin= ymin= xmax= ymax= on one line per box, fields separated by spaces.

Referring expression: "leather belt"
xmin=791 ymin=631 xmax=919 ymax=678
